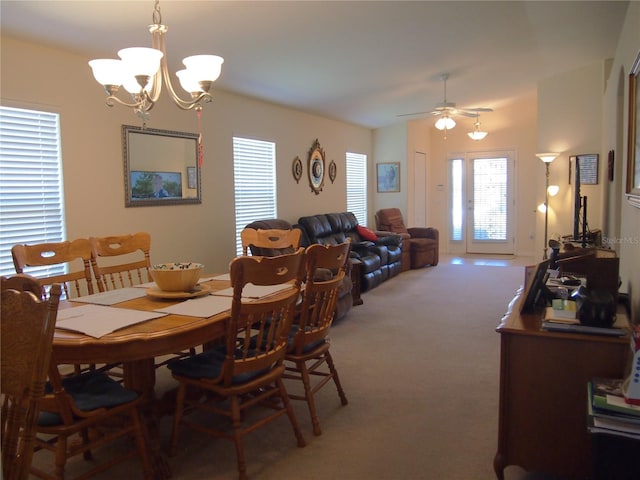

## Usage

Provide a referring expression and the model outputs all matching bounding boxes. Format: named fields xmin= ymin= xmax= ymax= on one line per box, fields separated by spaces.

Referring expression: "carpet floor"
xmin=32 ymin=255 xmax=568 ymax=480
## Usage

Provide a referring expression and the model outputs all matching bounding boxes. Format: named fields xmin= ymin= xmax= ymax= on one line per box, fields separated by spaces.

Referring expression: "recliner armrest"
xmin=407 ymin=227 xmax=438 ymax=241
xmin=374 ymin=232 xmax=402 ymax=247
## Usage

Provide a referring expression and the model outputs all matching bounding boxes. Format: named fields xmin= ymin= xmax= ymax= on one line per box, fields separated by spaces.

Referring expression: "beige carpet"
xmin=33 ymin=255 xmax=562 ymax=480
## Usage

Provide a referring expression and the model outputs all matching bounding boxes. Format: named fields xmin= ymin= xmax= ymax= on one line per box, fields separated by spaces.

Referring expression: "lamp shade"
xmin=118 ymin=47 xmax=163 ymax=77
xmin=468 ymin=130 xmax=488 ymax=140
xmin=547 ymin=185 xmax=560 ymax=196
xmin=435 ymin=116 xmax=456 ymax=130
xmin=536 ymin=152 xmax=559 ymax=163
xmin=182 ymin=55 xmax=224 ymax=82
xmin=88 ymin=59 xmax=125 ymax=86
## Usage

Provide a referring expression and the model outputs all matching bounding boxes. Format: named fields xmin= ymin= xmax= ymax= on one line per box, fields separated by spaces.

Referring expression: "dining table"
xmin=51 ymin=274 xmax=237 ymax=479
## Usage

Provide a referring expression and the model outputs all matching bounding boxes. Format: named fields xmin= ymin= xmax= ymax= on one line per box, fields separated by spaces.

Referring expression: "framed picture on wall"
xmin=376 ymin=163 xmax=400 ymax=193
xmin=187 ymin=166 xmax=196 ymax=189
xmin=626 ymin=49 xmax=640 ymax=207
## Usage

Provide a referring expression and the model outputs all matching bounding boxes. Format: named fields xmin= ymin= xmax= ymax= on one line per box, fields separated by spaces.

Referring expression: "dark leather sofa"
xmin=296 ymin=212 xmax=403 ymax=292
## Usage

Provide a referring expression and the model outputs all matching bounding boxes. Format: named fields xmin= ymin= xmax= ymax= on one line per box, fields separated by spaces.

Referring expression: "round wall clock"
xmin=308 ymin=139 xmax=325 ymax=195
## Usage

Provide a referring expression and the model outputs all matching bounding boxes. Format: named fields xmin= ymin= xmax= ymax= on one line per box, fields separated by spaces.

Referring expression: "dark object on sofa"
xmin=375 ymin=208 xmax=438 ymax=269
xmin=296 ymin=212 xmax=402 ymax=292
xmin=243 ymin=219 xmax=354 ymax=321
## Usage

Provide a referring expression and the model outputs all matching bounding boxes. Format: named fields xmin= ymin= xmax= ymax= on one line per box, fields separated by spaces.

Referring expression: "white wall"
xmin=603 ymin=1 xmax=640 ymax=309
xmin=371 ymin=123 xmax=407 ymax=226
xmin=537 ymin=61 xmax=606 ymax=243
xmin=1 ymin=35 xmax=372 ymax=274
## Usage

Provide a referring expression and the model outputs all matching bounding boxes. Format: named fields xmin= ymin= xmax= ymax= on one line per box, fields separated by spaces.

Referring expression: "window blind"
xmin=233 ymin=137 xmax=276 ymax=256
xmin=473 ymin=157 xmax=508 ymax=241
xmin=346 ymin=152 xmax=367 ymax=225
xmin=0 ymin=106 xmax=65 ymax=277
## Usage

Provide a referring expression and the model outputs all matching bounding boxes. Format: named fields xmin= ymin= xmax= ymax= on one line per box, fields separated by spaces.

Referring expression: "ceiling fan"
xmin=397 ymin=73 xmax=493 ymax=126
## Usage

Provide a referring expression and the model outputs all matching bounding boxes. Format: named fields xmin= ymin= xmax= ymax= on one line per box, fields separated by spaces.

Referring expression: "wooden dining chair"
xmin=12 ymin=239 xmax=98 ymax=376
xmin=283 ymin=241 xmax=351 ymax=436
xmin=1 ymin=275 xmax=61 ymax=480
xmin=241 ymin=227 xmax=301 ymax=256
xmin=89 ymin=231 xmax=195 ymax=368
xmin=11 ymin=238 xmax=96 ymax=300
xmin=168 ymin=248 xmax=307 ymax=480
xmin=88 ymin=232 xmax=152 ymax=291
xmin=31 ymin=362 xmax=153 ymax=479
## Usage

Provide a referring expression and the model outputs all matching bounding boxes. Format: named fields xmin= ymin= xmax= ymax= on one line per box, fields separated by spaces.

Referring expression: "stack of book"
xmin=588 ymin=377 xmax=640 ymax=439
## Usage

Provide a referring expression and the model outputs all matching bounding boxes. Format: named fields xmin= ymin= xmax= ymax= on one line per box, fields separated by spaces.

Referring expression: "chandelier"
xmin=467 ymin=113 xmax=488 ymax=140
xmin=88 ymin=0 xmax=224 ymax=122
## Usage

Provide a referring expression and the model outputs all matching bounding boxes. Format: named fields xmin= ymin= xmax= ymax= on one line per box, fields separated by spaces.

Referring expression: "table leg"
xmin=124 ymin=359 xmax=172 ymax=479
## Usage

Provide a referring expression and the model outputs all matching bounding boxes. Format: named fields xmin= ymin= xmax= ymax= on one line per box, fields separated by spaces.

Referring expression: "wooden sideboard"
xmin=494 ymin=290 xmax=631 ymax=479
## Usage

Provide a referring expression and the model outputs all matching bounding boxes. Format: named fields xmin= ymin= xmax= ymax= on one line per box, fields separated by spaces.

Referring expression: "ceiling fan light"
xmin=435 ymin=116 xmax=456 ymax=130
xmin=468 ymin=130 xmax=488 ymax=140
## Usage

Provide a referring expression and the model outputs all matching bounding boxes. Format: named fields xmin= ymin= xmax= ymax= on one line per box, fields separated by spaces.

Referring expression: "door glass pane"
xmin=450 ymin=158 xmax=463 ymax=241
xmin=473 ymin=157 xmax=507 ymax=241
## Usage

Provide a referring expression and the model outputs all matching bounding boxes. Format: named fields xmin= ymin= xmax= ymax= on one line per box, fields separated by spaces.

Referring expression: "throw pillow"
xmin=356 ymin=225 xmax=378 ymax=241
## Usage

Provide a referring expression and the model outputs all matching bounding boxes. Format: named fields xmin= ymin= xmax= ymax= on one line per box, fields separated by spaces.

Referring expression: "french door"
xmin=449 ymin=151 xmax=515 ymax=255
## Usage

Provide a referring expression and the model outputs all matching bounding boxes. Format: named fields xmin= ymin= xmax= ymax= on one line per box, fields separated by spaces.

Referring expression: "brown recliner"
xmin=375 ymin=208 xmax=439 ymax=269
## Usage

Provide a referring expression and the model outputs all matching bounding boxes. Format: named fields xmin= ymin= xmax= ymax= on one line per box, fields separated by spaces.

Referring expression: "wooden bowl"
xmin=150 ymin=262 xmax=203 ymax=292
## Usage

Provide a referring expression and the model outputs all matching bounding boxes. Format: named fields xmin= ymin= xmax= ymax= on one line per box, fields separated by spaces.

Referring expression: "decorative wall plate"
xmin=329 ymin=160 xmax=337 ymax=183
xmin=308 ymin=139 xmax=325 ymax=195
xmin=292 ymin=156 xmax=302 ymax=183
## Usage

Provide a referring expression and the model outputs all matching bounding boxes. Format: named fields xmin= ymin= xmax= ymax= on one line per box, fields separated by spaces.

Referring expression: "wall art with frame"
xmin=376 ymin=162 xmax=400 ymax=193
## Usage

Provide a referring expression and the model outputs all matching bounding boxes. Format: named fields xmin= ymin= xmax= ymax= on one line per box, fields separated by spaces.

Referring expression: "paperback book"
xmin=589 ymin=378 xmax=640 ymax=422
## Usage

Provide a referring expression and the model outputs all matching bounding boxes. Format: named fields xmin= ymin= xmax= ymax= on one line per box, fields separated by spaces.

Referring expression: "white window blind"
xmin=233 ymin=137 xmax=276 ymax=256
xmin=0 ymin=106 xmax=65 ymax=277
xmin=346 ymin=152 xmax=367 ymax=225
xmin=473 ymin=157 xmax=508 ymax=241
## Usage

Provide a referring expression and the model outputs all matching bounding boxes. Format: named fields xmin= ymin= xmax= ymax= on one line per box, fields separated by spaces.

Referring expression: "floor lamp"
xmin=536 ymin=153 xmax=559 ymax=259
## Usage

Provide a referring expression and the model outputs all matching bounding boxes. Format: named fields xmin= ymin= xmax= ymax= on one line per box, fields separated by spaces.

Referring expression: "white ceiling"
xmin=0 ymin=1 xmax=630 ymax=129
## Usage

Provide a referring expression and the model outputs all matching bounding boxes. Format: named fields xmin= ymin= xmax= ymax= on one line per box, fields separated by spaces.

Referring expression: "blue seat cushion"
xmin=167 ymin=346 xmax=267 ymax=384
xmin=39 ymin=371 xmax=138 ymax=426
xmin=288 ymin=324 xmax=325 ymax=353
xmin=248 ymin=324 xmax=323 ymax=354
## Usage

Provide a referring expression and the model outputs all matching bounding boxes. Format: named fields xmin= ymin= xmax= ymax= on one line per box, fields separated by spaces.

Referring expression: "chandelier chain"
xmin=152 ymin=0 xmax=162 ymax=26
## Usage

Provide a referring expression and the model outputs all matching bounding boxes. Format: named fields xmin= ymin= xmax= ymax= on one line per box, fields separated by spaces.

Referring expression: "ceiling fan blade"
xmin=464 ymin=107 xmax=494 ymax=113
xmin=396 ymin=111 xmax=431 ymax=117
xmin=458 ymin=111 xmax=479 ymax=118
